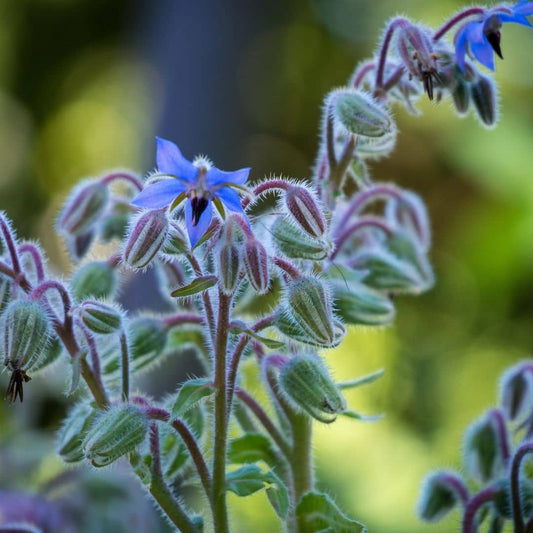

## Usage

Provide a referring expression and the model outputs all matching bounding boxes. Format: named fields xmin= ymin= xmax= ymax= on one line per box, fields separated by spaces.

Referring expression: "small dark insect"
xmin=5 ymin=360 xmax=31 ymax=403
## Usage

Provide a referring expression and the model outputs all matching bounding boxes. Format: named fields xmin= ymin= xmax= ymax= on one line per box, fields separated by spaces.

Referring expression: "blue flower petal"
xmin=455 ymin=24 xmax=470 ymax=72
xmin=185 ymin=198 xmax=213 ymax=247
xmin=156 ymin=137 xmax=198 ymax=182
xmin=131 ymin=179 xmax=187 ymax=209
xmin=499 ymin=12 xmax=533 ymax=27
xmin=206 ymin=167 xmax=250 ymax=188
xmin=513 ymin=1 xmax=533 ymax=16
xmin=467 ymin=22 xmax=495 ymax=70
xmin=216 ymin=186 xmax=245 ymax=213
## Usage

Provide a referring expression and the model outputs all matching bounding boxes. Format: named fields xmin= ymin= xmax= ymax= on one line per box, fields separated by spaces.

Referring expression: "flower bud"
xmin=217 ymin=242 xmax=241 ymax=295
xmin=471 ymin=74 xmax=498 ymax=128
xmin=279 ymin=355 xmax=346 ymax=423
xmin=275 ymin=309 xmax=345 ymax=348
xmin=331 ymin=278 xmax=395 ymax=326
xmin=57 ymin=401 xmax=98 ymax=463
xmin=100 ymin=211 xmax=129 ymax=242
xmin=80 ymin=301 xmax=123 ymax=335
xmin=243 ymin=238 xmax=270 ymax=294
xmin=451 ymin=76 xmax=470 ymax=116
xmin=70 ymin=261 xmax=118 ymax=301
xmin=285 ymin=186 xmax=326 ymax=238
xmin=286 ymin=277 xmax=335 ymax=346
xmin=499 ymin=362 xmax=533 ymax=425
xmin=354 ymin=129 xmax=397 ymax=159
xmin=82 ymin=404 xmax=148 ymax=467
xmin=271 ymin=218 xmax=332 ymax=261
xmin=3 ymin=300 xmax=50 ymax=372
xmin=161 ymin=221 xmax=189 ymax=256
xmin=123 ymin=210 xmax=169 ymax=269
xmin=0 ymin=272 xmax=12 ymax=314
xmin=31 ymin=335 xmax=62 ymax=373
xmin=463 ymin=409 xmax=508 ymax=484
xmin=329 ymin=88 xmax=394 ymax=138
xmin=417 ymin=471 xmax=468 ymax=523
xmin=58 ymin=179 xmax=109 ymax=236
xmin=492 ymin=477 xmax=533 ymax=521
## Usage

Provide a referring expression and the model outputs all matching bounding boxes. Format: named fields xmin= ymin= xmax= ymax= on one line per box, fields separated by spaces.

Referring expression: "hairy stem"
xmin=120 ymin=331 xmax=130 ymax=401
xmin=462 ymin=485 xmax=498 ymax=533
xmin=433 ymin=7 xmax=486 ymax=41
xmin=511 ymin=443 xmax=533 ymax=533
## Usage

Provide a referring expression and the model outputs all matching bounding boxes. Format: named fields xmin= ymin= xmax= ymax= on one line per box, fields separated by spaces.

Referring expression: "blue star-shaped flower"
xmin=132 ymin=137 xmax=250 ymax=247
xmin=455 ymin=1 xmax=533 ymax=72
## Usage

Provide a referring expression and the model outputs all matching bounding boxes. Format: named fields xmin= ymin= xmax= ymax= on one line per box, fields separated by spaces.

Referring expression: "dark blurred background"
xmin=1 ymin=0 xmax=533 ymax=531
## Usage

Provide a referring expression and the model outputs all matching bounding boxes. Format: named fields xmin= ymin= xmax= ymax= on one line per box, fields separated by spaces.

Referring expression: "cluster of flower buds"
xmin=419 ymin=360 xmax=533 ymax=531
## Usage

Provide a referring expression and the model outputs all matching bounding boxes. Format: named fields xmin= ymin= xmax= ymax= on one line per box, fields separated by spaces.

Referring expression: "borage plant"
xmin=1 ymin=2 xmax=531 ymax=532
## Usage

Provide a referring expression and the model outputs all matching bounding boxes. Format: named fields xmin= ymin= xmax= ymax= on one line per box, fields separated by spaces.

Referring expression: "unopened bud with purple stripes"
xmin=243 ymin=237 xmax=269 ymax=294
xmin=285 ymin=186 xmax=326 ymax=238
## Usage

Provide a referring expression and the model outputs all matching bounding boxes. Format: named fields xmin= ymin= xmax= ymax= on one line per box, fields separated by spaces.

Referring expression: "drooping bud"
xmin=499 ymin=362 xmax=533 ymax=425
xmin=285 ymin=186 xmax=326 ymax=238
xmin=123 ymin=210 xmax=169 ymax=270
xmin=417 ymin=471 xmax=468 ymax=523
xmin=354 ymin=128 xmax=397 ymax=160
xmin=471 ymin=74 xmax=498 ymax=128
xmin=243 ymin=237 xmax=270 ymax=294
xmin=58 ymin=179 xmax=109 ymax=236
xmin=79 ymin=301 xmax=123 ymax=335
xmin=329 ymin=88 xmax=394 ymax=138
xmin=82 ymin=404 xmax=148 ymax=467
xmin=271 ymin=218 xmax=332 ymax=261
xmin=57 ymin=401 xmax=98 ymax=463
xmin=274 ymin=308 xmax=345 ymax=348
xmin=451 ymin=76 xmax=470 ymax=116
xmin=286 ymin=276 xmax=335 ymax=346
xmin=0 ymin=272 xmax=13 ymax=313
xmin=396 ymin=24 xmax=438 ymax=100
xmin=463 ymin=409 xmax=509 ymax=484
xmin=279 ymin=354 xmax=346 ymax=423
xmin=217 ymin=242 xmax=241 ymax=295
xmin=161 ymin=221 xmax=189 ymax=256
xmin=330 ymin=278 xmax=395 ymax=326
xmin=70 ymin=261 xmax=118 ymax=302
xmin=100 ymin=210 xmax=129 ymax=243
xmin=3 ymin=300 xmax=50 ymax=373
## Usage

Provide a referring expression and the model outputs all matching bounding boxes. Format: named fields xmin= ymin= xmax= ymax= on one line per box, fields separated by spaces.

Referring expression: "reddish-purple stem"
xmin=433 ymin=8 xmax=486 ymax=41
xmin=375 ymin=18 xmax=410 ymax=92
xmin=18 ymin=243 xmax=45 ymax=282
xmin=462 ymin=486 xmax=498 ymax=533
xmin=100 ymin=171 xmax=143 ymax=192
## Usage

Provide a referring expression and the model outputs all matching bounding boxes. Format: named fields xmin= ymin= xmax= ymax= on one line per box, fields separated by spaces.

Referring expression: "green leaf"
xmin=337 ymin=369 xmax=384 ymax=390
xmin=341 ymin=410 xmax=383 ymax=422
xmin=225 ymin=465 xmax=289 ymax=519
xmin=170 ymin=275 xmax=218 ymax=297
xmin=296 ymin=492 xmax=366 ymax=533
xmin=171 ymin=378 xmax=215 ymax=418
xmin=229 ymin=320 xmax=285 ymax=350
xmin=227 ymin=434 xmax=278 ymax=467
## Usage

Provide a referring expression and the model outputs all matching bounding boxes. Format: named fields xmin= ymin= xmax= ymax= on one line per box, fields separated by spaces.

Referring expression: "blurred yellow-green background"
xmin=1 ymin=0 xmax=533 ymax=531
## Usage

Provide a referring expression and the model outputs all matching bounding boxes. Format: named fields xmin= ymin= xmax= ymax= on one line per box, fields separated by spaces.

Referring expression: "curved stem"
xmin=0 ymin=261 xmax=31 ymax=292
xmin=462 ymin=485 xmax=498 ymax=533
xmin=383 ymin=65 xmax=406 ymax=92
xmin=274 ymin=257 xmax=302 ymax=280
xmin=30 ymin=280 xmax=72 ymax=324
xmin=511 ymin=443 xmax=533 ymax=533
xmin=18 ymin=243 xmax=45 ymax=282
xmin=433 ymin=8 xmax=486 ymax=41
xmin=242 ymin=180 xmax=290 ymax=210
xmin=148 ymin=423 xmax=199 ymax=533
xmin=353 ymin=62 xmax=375 ymax=88
xmin=0 ymin=215 xmax=21 ymax=274
xmin=100 ymin=171 xmax=144 ymax=191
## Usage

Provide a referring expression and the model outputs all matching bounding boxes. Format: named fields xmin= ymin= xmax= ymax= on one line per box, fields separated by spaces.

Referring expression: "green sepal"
xmin=171 ymin=378 xmax=216 ymax=418
xmin=229 ymin=320 xmax=284 ymax=350
xmin=170 ymin=275 xmax=218 ymax=298
xmin=337 ymin=369 xmax=384 ymax=390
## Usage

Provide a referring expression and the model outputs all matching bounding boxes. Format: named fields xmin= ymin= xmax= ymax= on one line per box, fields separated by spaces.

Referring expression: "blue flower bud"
xmin=243 ymin=238 xmax=270 ymax=294
xmin=451 ymin=76 xmax=471 ymax=116
xmin=463 ymin=409 xmax=509 ymax=484
xmin=82 ymin=404 xmax=148 ymax=467
xmin=285 ymin=186 xmax=326 ymax=238
xmin=70 ymin=261 xmax=118 ymax=301
xmin=57 ymin=179 xmax=109 ymax=237
xmin=79 ymin=301 xmax=123 ymax=335
xmin=471 ymin=74 xmax=498 ymax=129
xmin=279 ymin=354 xmax=346 ymax=423
xmin=123 ymin=210 xmax=169 ymax=270
xmin=57 ymin=401 xmax=98 ymax=463
xmin=286 ymin=277 xmax=336 ymax=346
xmin=499 ymin=362 xmax=533 ymax=425
xmin=417 ymin=471 xmax=468 ymax=523
xmin=271 ymin=218 xmax=332 ymax=261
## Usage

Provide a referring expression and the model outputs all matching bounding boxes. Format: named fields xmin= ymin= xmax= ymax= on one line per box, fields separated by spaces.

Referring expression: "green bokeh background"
xmin=1 ymin=0 xmax=533 ymax=531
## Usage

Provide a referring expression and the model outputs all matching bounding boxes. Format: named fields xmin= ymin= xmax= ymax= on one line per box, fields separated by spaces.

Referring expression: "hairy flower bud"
xmin=80 ymin=301 xmax=123 ymax=335
xmin=417 ymin=471 xmax=468 ymax=523
xmin=3 ymin=300 xmax=50 ymax=373
xmin=279 ymin=354 xmax=346 ymax=423
xmin=58 ymin=179 xmax=109 ymax=236
xmin=82 ymin=404 xmax=148 ymax=467
xmin=0 ymin=272 xmax=12 ymax=313
xmin=471 ymin=74 xmax=498 ymax=128
xmin=70 ymin=261 xmax=118 ymax=301
xmin=463 ymin=409 xmax=508 ymax=484
xmin=451 ymin=76 xmax=470 ymax=116
xmin=57 ymin=401 xmax=98 ymax=463
xmin=499 ymin=362 xmax=533 ymax=425
xmin=217 ymin=242 xmax=241 ymax=295
xmin=271 ymin=218 xmax=332 ymax=261
xmin=243 ymin=238 xmax=270 ymax=294
xmin=124 ymin=210 xmax=169 ymax=269
xmin=287 ymin=276 xmax=335 ymax=346
xmin=329 ymin=88 xmax=394 ymax=137
xmin=331 ymin=278 xmax=395 ymax=326
xmin=285 ymin=186 xmax=326 ymax=238
xmin=161 ymin=221 xmax=189 ymax=256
